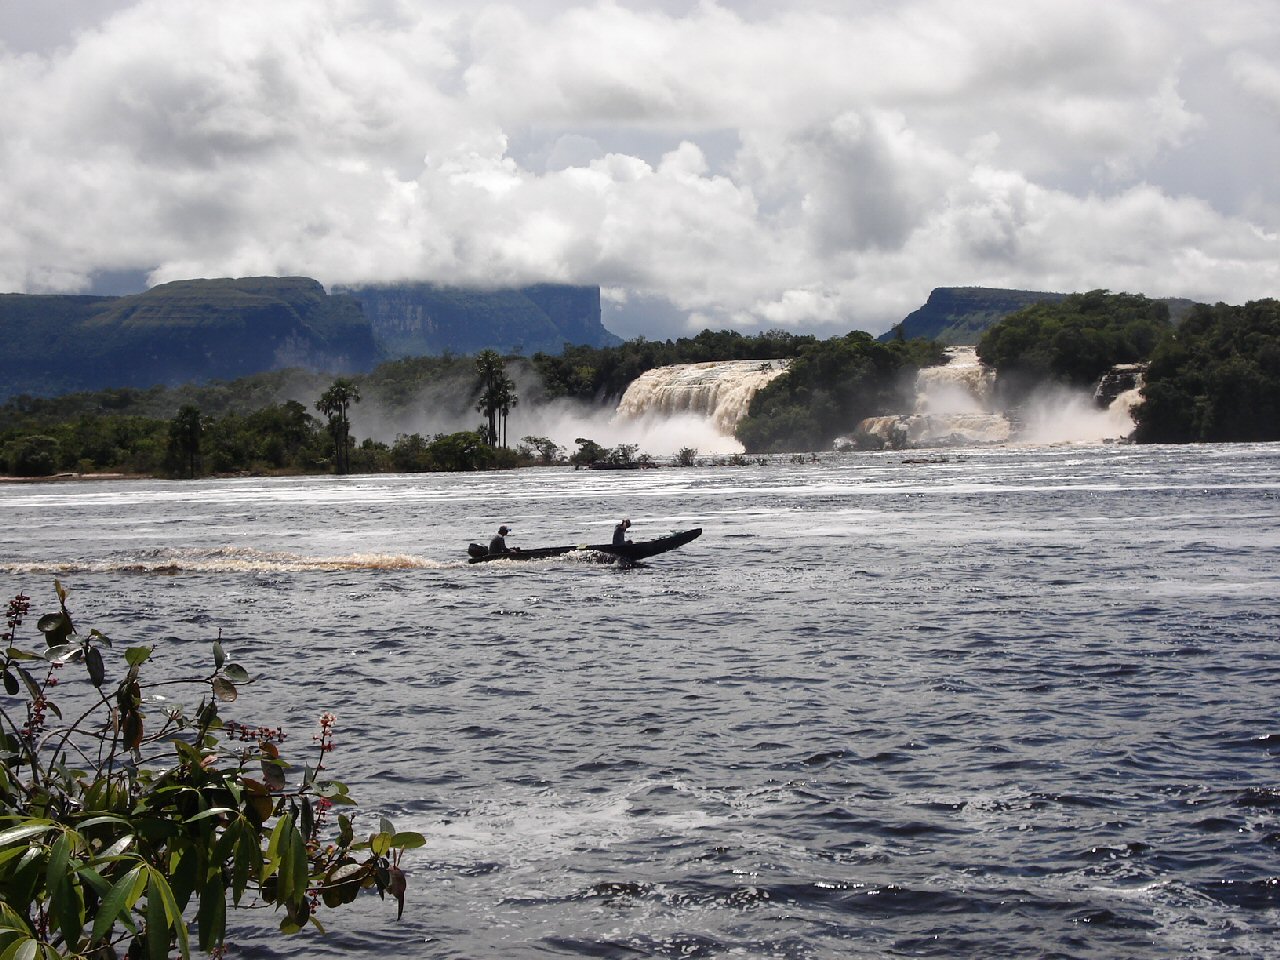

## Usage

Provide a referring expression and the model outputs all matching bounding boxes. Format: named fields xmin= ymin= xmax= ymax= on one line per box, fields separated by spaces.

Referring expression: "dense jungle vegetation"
xmin=736 ymin=332 xmax=946 ymax=453
xmin=976 ymin=291 xmax=1280 ymax=443
xmin=0 ymin=330 xmax=840 ymax=477
xmin=975 ymin=289 xmax=1171 ymax=398
xmin=1132 ymin=298 xmax=1280 ymax=443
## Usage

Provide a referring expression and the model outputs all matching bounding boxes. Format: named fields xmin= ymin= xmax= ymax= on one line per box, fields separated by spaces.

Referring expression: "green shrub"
xmin=0 ymin=583 xmax=423 ymax=957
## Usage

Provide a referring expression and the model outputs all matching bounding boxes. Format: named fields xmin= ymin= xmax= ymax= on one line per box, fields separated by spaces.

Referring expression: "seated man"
xmin=489 ymin=525 xmax=512 ymax=554
xmin=613 ymin=518 xmax=631 ymax=546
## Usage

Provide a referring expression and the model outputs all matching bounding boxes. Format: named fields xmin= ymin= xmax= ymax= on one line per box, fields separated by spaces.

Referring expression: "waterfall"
xmin=614 ymin=359 xmax=789 ymax=436
xmin=853 ymin=347 xmax=1012 ymax=448
xmin=849 ymin=349 xmax=1148 ymax=449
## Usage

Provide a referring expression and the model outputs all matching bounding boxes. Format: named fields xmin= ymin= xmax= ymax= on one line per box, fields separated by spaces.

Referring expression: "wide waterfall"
xmin=614 ymin=359 xmax=789 ymax=436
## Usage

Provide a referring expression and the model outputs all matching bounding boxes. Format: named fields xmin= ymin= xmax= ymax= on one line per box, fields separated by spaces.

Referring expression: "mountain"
xmin=0 ymin=277 xmax=618 ymax=401
xmin=336 ymin=282 xmax=622 ymax=358
xmin=881 ymin=287 xmax=1070 ymax=344
xmin=0 ymin=277 xmax=378 ymax=400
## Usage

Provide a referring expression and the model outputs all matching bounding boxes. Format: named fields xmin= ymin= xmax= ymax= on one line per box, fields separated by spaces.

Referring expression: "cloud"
xmin=1 ymin=0 xmax=1278 ymax=340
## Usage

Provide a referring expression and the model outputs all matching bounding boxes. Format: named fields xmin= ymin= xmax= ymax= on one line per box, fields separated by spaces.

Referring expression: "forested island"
xmin=2 ymin=291 xmax=1278 ymax=478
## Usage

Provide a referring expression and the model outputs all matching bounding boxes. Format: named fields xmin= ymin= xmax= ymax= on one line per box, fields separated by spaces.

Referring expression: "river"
xmin=3 ymin=442 xmax=1279 ymax=958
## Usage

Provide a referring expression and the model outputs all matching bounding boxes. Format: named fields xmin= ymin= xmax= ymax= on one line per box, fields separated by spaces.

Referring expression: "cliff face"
xmin=336 ymin=282 xmax=620 ymax=358
xmin=884 ymin=287 xmax=1070 ymax=345
xmin=0 ymin=277 xmax=378 ymax=399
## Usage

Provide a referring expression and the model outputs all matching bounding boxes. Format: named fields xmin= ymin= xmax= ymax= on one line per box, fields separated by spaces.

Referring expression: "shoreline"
xmin=0 ymin=472 xmax=151 ymax=485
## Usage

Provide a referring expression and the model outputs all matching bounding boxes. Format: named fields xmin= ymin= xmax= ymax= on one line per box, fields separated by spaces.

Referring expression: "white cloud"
xmin=1 ymin=0 xmax=1278 ymax=337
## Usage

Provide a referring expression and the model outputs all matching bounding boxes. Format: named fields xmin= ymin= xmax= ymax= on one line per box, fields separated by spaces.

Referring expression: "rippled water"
xmin=3 ymin=443 xmax=1279 ymax=959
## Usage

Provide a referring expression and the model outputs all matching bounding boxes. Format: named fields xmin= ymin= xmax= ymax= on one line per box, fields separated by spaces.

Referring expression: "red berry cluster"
xmin=3 ymin=593 xmax=30 ymax=642
xmin=222 ymin=720 xmax=287 ymax=744
xmin=21 ymin=694 xmax=48 ymax=738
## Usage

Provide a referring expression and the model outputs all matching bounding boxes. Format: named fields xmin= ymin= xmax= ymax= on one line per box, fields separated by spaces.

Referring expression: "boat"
xmin=466 ymin=527 xmax=702 ymax=564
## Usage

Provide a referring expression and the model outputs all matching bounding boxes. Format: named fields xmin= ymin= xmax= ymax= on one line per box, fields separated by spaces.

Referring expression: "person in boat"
xmin=613 ymin=518 xmax=631 ymax=546
xmin=489 ymin=525 xmax=513 ymax=555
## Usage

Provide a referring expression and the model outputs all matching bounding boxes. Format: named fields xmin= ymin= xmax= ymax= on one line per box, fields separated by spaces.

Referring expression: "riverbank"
xmin=0 ymin=472 xmax=149 ymax=484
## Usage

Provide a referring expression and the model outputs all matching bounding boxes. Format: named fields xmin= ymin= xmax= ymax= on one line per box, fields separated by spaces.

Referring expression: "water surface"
xmin=3 ymin=443 xmax=1279 ymax=958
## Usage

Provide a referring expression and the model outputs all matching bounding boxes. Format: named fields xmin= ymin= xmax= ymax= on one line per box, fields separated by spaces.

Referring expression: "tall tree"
xmin=496 ymin=374 xmax=518 ymax=448
xmin=474 ymin=350 xmax=518 ymax=448
xmin=315 ymin=378 xmax=361 ymax=473
xmin=167 ymin=404 xmax=204 ymax=478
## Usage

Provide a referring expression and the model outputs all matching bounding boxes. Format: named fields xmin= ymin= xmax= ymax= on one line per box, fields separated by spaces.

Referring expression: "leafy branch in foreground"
xmin=0 ymin=583 xmax=424 ymax=958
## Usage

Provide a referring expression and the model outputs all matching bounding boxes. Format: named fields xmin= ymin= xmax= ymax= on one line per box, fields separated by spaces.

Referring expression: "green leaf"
xmin=390 ymin=831 xmax=426 ymax=849
xmin=196 ymin=872 xmax=226 ymax=953
xmin=265 ymin=814 xmax=291 ymax=883
xmin=35 ymin=612 xmax=68 ymax=637
xmin=74 ymin=863 xmax=111 ymax=898
xmin=223 ymin=663 xmax=250 ymax=684
xmin=42 ymin=643 xmax=77 ymax=664
xmin=212 ymin=641 xmax=226 ymax=671
xmin=124 ymin=646 xmax=153 ymax=668
xmin=184 ymin=807 xmax=234 ymax=824
xmin=91 ymin=862 xmax=145 ymax=943
xmin=52 ymin=871 xmax=84 ymax=951
xmin=211 ymin=677 xmax=237 ymax=702
xmin=75 ymin=814 xmax=133 ymax=832
xmin=85 ymin=645 xmax=106 ymax=687
xmin=0 ymin=937 xmax=38 ymax=960
xmin=0 ymin=822 xmax=56 ymax=847
xmin=287 ymin=827 xmax=309 ymax=904
xmin=45 ymin=832 xmax=71 ymax=889
xmin=0 ymin=847 xmax=36 ymax=871
xmin=230 ymin=822 xmax=255 ymax=905
xmin=1 ymin=670 xmax=16 ymax=696
xmin=15 ymin=667 xmax=41 ymax=702
xmin=145 ymin=873 xmax=168 ymax=960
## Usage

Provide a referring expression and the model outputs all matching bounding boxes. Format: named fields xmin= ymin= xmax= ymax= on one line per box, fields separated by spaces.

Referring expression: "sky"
xmin=2 ymin=0 xmax=1278 ymax=341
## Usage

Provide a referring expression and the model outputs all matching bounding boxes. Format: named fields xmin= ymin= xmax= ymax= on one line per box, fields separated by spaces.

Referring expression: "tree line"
xmin=974 ymin=290 xmax=1280 ymax=443
xmin=4 ymin=296 xmax=1277 ymax=477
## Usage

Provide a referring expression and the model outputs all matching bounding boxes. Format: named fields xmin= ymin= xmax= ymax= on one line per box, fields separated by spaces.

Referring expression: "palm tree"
xmin=315 ymin=378 xmax=361 ymax=473
xmin=495 ymin=374 xmax=518 ymax=448
xmin=474 ymin=351 xmax=517 ymax=448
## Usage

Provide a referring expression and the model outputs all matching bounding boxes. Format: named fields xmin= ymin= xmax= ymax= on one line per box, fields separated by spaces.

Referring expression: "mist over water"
xmin=3 ymin=443 xmax=1279 ymax=959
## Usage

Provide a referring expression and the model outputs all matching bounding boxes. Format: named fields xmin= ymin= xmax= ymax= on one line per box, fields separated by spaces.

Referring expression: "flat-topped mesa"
xmin=614 ymin=360 xmax=789 ymax=436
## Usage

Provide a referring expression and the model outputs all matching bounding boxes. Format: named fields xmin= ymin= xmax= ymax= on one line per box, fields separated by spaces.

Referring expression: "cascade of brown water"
xmin=614 ymin=360 xmax=789 ymax=436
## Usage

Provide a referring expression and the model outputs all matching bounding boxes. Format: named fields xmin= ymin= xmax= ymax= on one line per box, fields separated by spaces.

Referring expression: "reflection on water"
xmin=3 ymin=443 xmax=1280 ymax=959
